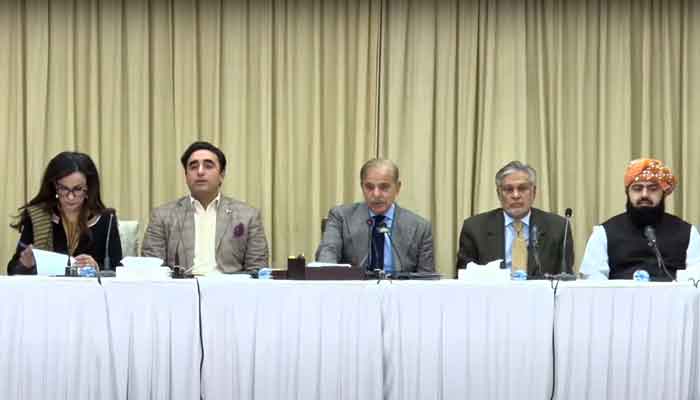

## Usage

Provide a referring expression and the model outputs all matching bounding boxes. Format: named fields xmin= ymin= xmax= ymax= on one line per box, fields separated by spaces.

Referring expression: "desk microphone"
xmin=102 ymin=213 xmax=114 ymax=270
xmin=644 ymin=225 xmax=674 ymax=281
xmin=169 ymin=214 xmax=184 ymax=269
xmin=560 ymin=208 xmax=572 ymax=275
xmin=378 ymin=222 xmax=404 ymax=273
xmin=543 ymin=208 xmax=577 ymax=281
xmin=65 ymin=251 xmax=72 ymax=276
xmin=530 ymin=224 xmax=543 ymax=277
xmin=96 ymin=212 xmax=115 ymax=285
xmin=358 ymin=218 xmax=375 ymax=270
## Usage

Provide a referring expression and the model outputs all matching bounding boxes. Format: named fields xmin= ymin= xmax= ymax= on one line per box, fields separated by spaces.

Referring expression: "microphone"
xmin=175 ymin=217 xmax=183 ymax=268
xmin=529 ymin=224 xmax=543 ymax=277
xmin=65 ymin=251 xmax=72 ymax=276
xmin=530 ymin=224 xmax=538 ymax=246
xmin=168 ymin=214 xmax=185 ymax=270
xmin=353 ymin=218 xmax=376 ymax=271
xmin=378 ymin=222 xmax=404 ymax=275
xmin=103 ymin=213 xmax=114 ymax=271
xmin=96 ymin=213 xmax=115 ymax=285
xmin=644 ymin=225 xmax=675 ymax=281
xmin=643 ymin=225 xmax=656 ymax=245
xmin=363 ymin=217 xmax=375 ymax=270
xmin=560 ymin=208 xmax=572 ymax=275
xmin=544 ymin=208 xmax=576 ymax=281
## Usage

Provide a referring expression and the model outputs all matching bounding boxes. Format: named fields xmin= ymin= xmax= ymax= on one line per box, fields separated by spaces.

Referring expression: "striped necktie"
xmin=512 ymin=220 xmax=527 ymax=271
xmin=371 ymin=215 xmax=385 ymax=270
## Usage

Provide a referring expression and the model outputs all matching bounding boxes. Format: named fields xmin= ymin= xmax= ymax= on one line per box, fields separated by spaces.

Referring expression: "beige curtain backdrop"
xmin=0 ymin=0 xmax=379 ymax=273
xmin=1 ymin=0 xmax=698 ymax=276
xmin=380 ymin=0 xmax=700 ymax=276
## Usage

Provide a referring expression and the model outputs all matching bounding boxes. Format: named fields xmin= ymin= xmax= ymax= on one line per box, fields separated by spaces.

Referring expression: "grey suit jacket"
xmin=142 ymin=195 xmax=269 ymax=273
xmin=456 ymin=207 xmax=574 ymax=276
xmin=315 ymin=202 xmax=434 ymax=272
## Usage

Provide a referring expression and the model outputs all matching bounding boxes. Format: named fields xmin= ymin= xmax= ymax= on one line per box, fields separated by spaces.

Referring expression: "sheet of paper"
xmin=465 ymin=259 xmax=505 ymax=270
xmin=120 ymin=256 xmax=164 ymax=268
xmin=306 ymin=262 xmax=352 ymax=268
xmin=458 ymin=259 xmax=510 ymax=282
xmin=33 ymin=249 xmax=75 ymax=276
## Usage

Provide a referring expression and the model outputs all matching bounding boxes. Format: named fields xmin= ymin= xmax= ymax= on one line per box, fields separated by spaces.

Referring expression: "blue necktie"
xmin=371 ymin=215 xmax=385 ymax=270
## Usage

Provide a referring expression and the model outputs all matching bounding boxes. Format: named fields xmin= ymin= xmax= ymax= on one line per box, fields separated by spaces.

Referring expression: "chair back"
xmin=118 ymin=220 xmax=140 ymax=257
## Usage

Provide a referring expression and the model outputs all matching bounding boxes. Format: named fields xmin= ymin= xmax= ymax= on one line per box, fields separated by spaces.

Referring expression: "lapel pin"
xmin=233 ymin=223 xmax=245 ymax=238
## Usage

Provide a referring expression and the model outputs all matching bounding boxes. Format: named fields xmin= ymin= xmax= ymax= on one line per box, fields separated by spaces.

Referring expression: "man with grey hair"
xmin=316 ymin=158 xmax=435 ymax=273
xmin=456 ymin=160 xmax=574 ymax=276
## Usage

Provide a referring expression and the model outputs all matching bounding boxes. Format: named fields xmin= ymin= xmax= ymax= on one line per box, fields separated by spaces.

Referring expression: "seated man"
xmin=315 ymin=159 xmax=434 ymax=273
xmin=580 ymin=159 xmax=700 ymax=280
xmin=456 ymin=161 xmax=574 ymax=276
xmin=142 ymin=141 xmax=269 ymax=274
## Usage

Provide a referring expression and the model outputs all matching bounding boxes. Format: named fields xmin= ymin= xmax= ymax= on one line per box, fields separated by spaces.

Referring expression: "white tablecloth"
xmin=0 ymin=277 xmax=118 ymax=400
xmin=554 ymin=282 xmax=700 ymax=400
xmin=381 ymin=281 xmax=555 ymax=400
xmin=103 ymin=279 xmax=201 ymax=400
xmin=197 ymin=278 xmax=385 ymax=400
xmin=693 ymin=288 xmax=700 ymax=400
xmin=3 ymin=276 xmax=700 ymax=400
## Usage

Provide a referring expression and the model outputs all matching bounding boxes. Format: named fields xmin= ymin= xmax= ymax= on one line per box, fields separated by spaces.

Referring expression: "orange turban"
xmin=624 ymin=158 xmax=677 ymax=194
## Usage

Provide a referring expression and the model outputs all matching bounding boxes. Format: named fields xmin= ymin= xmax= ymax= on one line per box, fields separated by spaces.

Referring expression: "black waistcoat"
xmin=602 ymin=212 xmax=690 ymax=281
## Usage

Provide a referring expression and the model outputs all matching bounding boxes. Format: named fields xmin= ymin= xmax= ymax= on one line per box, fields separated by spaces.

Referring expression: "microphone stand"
xmin=99 ymin=213 xmax=115 ymax=285
xmin=529 ymin=224 xmax=544 ymax=278
xmin=366 ymin=219 xmax=376 ymax=271
xmin=65 ymin=252 xmax=73 ymax=276
xmin=379 ymin=224 xmax=405 ymax=277
xmin=652 ymin=247 xmax=674 ymax=282
xmin=545 ymin=209 xmax=577 ymax=281
xmin=644 ymin=225 xmax=675 ymax=282
xmin=560 ymin=212 xmax=571 ymax=275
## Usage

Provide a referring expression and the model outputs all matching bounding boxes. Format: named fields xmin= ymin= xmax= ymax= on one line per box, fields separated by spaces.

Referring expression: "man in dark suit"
xmin=315 ymin=159 xmax=434 ymax=273
xmin=456 ymin=161 xmax=574 ymax=277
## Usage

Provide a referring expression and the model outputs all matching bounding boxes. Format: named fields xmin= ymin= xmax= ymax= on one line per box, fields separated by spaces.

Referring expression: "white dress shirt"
xmin=191 ymin=194 xmax=221 ymax=276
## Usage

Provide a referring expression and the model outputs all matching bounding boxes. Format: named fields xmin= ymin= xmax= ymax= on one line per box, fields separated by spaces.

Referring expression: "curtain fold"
xmin=379 ymin=0 xmax=698 ymax=275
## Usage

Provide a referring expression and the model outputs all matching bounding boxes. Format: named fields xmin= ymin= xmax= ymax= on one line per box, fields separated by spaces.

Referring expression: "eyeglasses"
xmin=500 ymin=184 xmax=532 ymax=196
xmin=56 ymin=184 xmax=88 ymax=199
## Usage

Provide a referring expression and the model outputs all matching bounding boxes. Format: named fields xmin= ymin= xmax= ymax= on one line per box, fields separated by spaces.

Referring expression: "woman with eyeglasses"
xmin=7 ymin=152 xmax=122 ymax=275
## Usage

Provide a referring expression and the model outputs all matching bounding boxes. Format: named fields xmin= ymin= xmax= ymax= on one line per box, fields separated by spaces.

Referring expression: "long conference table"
xmin=0 ymin=276 xmax=699 ymax=400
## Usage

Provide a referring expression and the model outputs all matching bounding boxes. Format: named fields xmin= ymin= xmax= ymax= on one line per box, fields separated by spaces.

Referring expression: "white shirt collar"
xmin=503 ymin=209 xmax=531 ymax=227
xmin=190 ymin=193 xmax=221 ymax=212
xmin=369 ymin=203 xmax=396 ymax=221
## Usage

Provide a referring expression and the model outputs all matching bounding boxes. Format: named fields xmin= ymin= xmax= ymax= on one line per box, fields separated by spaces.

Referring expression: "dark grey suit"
xmin=456 ymin=207 xmax=574 ymax=275
xmin=316 ymin=202 xmax=435 ymax=272
xmin=142 ymin=195 xmax=269 ymax=273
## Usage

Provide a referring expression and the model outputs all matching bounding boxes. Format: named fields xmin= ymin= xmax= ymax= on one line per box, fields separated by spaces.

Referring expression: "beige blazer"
xmin=142 ymin=195 xmax=269 ymax=273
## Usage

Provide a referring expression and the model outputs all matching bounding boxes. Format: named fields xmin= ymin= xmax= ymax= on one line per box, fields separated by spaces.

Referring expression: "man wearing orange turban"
xmin=580 ymin=159 xmax=700 ymax=280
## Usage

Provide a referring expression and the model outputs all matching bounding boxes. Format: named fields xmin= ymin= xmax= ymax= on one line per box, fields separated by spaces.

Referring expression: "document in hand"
xmin=33 ymin=249 xmax=75 ymax=276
